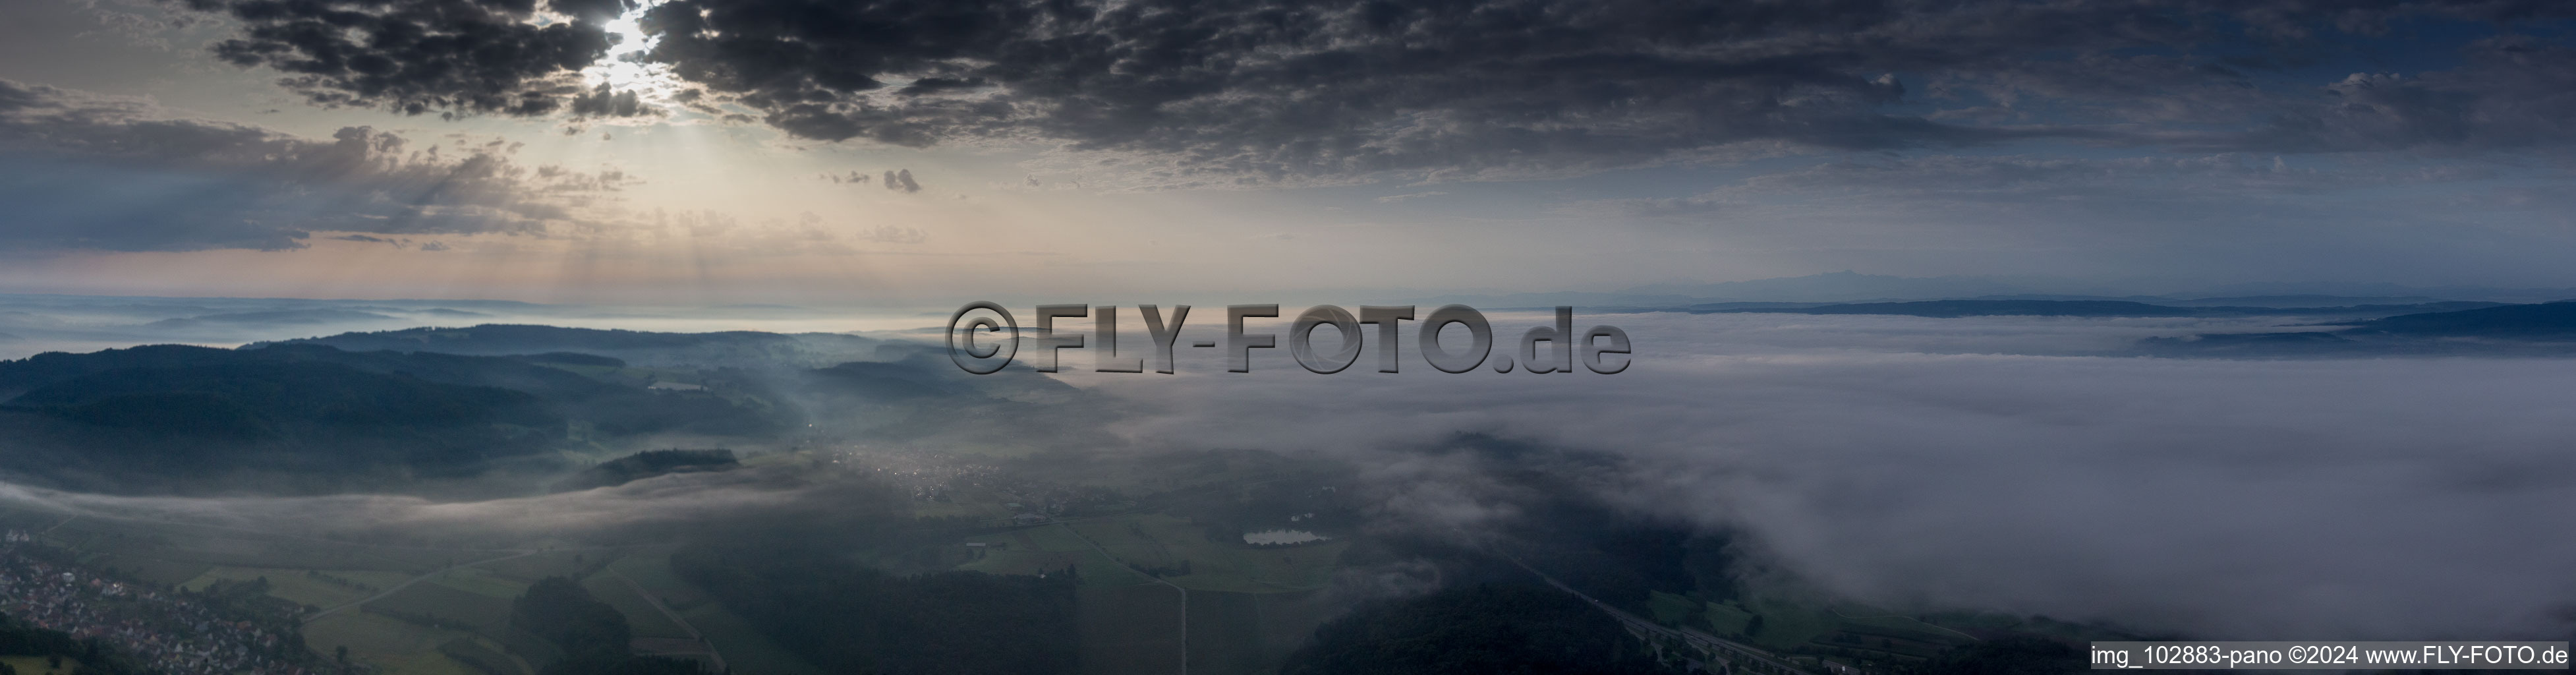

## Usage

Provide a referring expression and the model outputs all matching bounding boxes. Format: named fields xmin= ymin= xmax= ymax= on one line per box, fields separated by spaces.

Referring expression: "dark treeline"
xmin=0 ymin=343 xmax=781 ymax=494
xmin=1920 ymin=637 xmax=2088 ymax=675
xmin=1346 ymin=435 xmax=1740 ymax=616
xmin=550 ymin=449 xmax=741 ymax=492
xmin=509 ymin=578 xmax=702 ymax=675
xmin=670 ymin=543 xmax=1079 ymax=675
xmin=1280 ymin=583 xmax=1678 ymax=675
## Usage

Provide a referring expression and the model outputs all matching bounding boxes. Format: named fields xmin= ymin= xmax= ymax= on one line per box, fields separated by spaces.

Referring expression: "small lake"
xmin=1242 ymin=529 xmax=1328 ymax=545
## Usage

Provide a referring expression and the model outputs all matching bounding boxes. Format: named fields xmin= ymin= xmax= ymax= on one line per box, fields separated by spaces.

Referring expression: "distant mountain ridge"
xmin=552 ymin=449 xmax=740 ymax=492
xmin=2142 ymin=301 xmax=2576 ymax=356
xmin=1659 ymin=299 xmax=2503 ymax=318
xmin=146 ymin=308 xmax=402 ymax=327
xmin=0 ymin=322 xmax=1104 ymax=494
xmin=1419 ymin=271 xmax=2576 ymax=307
xmin=2339 ymin=301 xmax=2576 ymax=338
xmin=259 ymin=324 xmax=892 ymax=368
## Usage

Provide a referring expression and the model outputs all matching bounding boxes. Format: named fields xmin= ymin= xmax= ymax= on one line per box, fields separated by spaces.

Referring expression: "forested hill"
xmin=1 ymin=343 xmax=607 ymax=400
xmin=2337 ymin=300 xmax=2576 ymax=338
xmin=258 ymin=324 xmax=890 ymax=368
xmin=1684 ymin=299 xmax=2500 ymax=318
xmin=552 ymin=449 xmax=741 ymax=492
xmin=2141 ymin=301 xmax=2576 ymax=355
xmin=0 ymin=343 xmax=778 ymax=494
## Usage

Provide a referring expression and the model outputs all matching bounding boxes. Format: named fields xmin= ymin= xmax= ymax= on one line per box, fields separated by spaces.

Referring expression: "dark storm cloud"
xmin=883 ymin=168 xmax=919 ymax=192
xmin=184 ymin=0 xmax=643 ymax=117
xmin=2212 ymin=34 xmax=2576 ymax=152
xmin=567 ymin=82 xmax=654 ymax=117
xmin=623 ymin=0 xmax=2576 ymax=182
xmin=331 ymin=233 xmax=408 ymax=248
xmin=630 ymin=0 xmax=1995 ymax=179
xmin=170 ymin=0 xmax=2576 ymax=181
xmin=0 ymin=79 xmax=632 ymax=252
xmin=1555 ymin=150 xmax=2576 ymax=283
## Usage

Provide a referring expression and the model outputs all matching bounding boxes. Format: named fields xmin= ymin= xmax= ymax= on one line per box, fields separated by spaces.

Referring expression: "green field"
xmin=0 ymin=506 xmax=71 ymax=532
xmin=6 ymin=505 xmax=453 ymax=575
xmin=429 ymin=565 xmax=531 ymax=599
xmin=480 ymin=549 xmax=610 ymax=583
xmin=580 ymin=572 xmax=695 ymax=639
xmin=605 ymin=551 xmax=714 ymax=610
xmin=0 ymin=459 xmax=1372 ymax=675
xmin=1062 ymin=514 xmax=1344 ymax=593
xmin=1703 ymin=600 xmax=1756 ymax=636
xmin=0 ymin=655 xmax=82 ymax=675
xmin=1742 ymin=597 xmax=1838 ymax=651
xmin=957 ymin=525 xmax=1139 ymax=585
xmin=366 ymin=580 xmax=516 ymax=630
xmin=183 ymin=566 xmax=391 ymax=610
xmin=89 ymin=554 xmax=213 ymax=585
xmin=677 ymin=602 xmax=826 ymax=675
xmin=438 ymin=636 xmax=532 ymax=675
xmin=304 ymin=611 xmax=482 ymax=675
xmin=586 ymin=549 xmax=828 ymax=675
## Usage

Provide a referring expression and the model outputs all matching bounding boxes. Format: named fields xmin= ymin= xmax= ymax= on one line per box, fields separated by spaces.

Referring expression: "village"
xmin=0 ymin=531 xmax=326 ymax=675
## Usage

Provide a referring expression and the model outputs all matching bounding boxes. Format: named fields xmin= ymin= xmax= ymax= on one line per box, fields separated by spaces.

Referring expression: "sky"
xmin=1 ymin=0 xmax=2573 ymax=303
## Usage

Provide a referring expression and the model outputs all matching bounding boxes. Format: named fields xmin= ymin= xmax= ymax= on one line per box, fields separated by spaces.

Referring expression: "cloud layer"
xmin=1 ymin=303 xmax=2565 ymax=639
xmin=0 ymin=79 xmax=633 ymax=251
xmin=1066 ymin=311 xmax=2576 ymax=639
xmin=190 ymin=0 xmax=634 ymax=117
xmin=163 ymin=0 xmax=2576 ymax=183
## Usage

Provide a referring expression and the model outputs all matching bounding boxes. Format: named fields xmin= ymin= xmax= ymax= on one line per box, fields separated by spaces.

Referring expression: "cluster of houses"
xmin=0 ymin=533 xmax=321 ymax=675
xmin=828 ymin=448 xmax=1002 ymax=503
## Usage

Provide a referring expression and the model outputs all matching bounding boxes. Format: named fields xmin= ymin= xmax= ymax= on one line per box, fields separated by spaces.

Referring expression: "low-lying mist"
xmin=1 ymin=303 xmax=2569 ymax=645
xmin=1075 ymin=312 xmax=2576 ymax=639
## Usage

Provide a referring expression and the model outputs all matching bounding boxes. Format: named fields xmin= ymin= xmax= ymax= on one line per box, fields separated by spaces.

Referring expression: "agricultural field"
xmin=1703 ymin=598 xmax=1758 ymax=636
xmin=1062 ymin=514 xmax=1344 ymax=593
xmin=1646 ymin=589 xmax=1978 ymax=668
xmin=366 ymin=579 xmax=515 ymax=630
xmin=304 ymin=610 xmax=482 ymax=675
xmin=180 ymin=566 xmax=403 ymax=610
xmin=676 ymin=601 xmax=826 ymax=675
xmin=590 ymin=550 xmax=824 ymax=674
xmin=9 ymin=508 xmax=453 ymax=575
xmin=427 ymin=565 xmax=530 ymax=600
xmin=85 ymin=554 xmax=212 ymax=585
xmin=0 ymin=468 xmax=1359 ymax=675
xmin=478 ymin=548 xmax=611 ymax=583
xmin=579 ymin=572 xmax=693 ymax=639
xmin=957 ymin=524 xmax=1135 ymax=585
xmin=0 ymin=506 xmax=70 ymax=533
xmin=0 ymin=655 xmax=80 ymax=675
xmin=437 ymin=636 xmax=532 ymax=675
xmin=603 ymin=551 xmax=714 ymax=610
